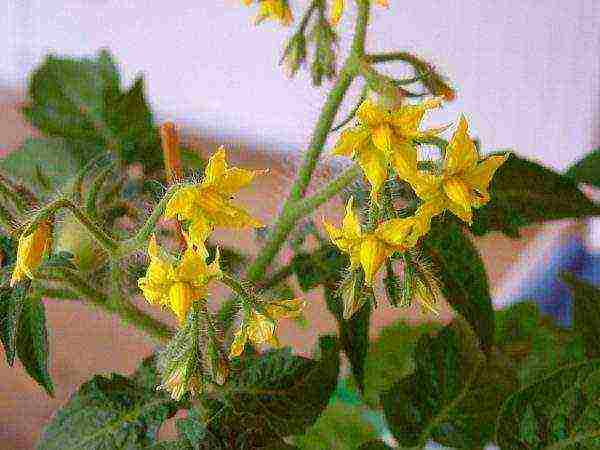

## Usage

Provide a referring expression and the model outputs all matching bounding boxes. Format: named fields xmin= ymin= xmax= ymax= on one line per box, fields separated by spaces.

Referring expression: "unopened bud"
xmin=281 ymin=33 xmax=307 ymax=78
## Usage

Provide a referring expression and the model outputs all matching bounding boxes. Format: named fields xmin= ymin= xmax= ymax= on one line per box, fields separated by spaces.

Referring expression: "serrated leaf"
xmin=38 ymin=371 xmax=180 ymax=449
xmin=294 ymin=400 xmax=378 ymax=449
xmin=423 ymin=220 xmax=495 ymax=352
xmin=1 ymin=138 xmax=83 ymax=193
xmin=495 ymin=301 xmax=586 ymax=386
xmin=471 ymin=154 xmax=600 ymax=237
xmin=16 ymin=295 xmax=54 ymax=395
xmin=382 ymin=321 xmax=518 ymax=449
xmin=23 ymin=50 xmax=161 ymax=167
xmin=496 ymin=360 xmax=600 ymax=449
xmin=204 ymin=336 xmax=340 ymax=447
xmin=325 ymin=286 xmax=371 ymax=393
xmin=562 ymin=274 xmax=600 ymax=359
xmin=565 ymin=148 xmax=600 ymax=188
xmin=0 ymin=283 xmax=27 ymax=366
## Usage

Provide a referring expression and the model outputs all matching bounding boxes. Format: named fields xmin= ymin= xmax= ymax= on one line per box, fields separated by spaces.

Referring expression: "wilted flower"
xmin=229 ymin=298 xmax=305 ymax=358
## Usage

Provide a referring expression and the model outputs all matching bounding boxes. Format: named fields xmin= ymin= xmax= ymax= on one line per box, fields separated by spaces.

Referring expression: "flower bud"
xmin=205 ymin=338 xmax=228 ymax=386
xmin=309 ymin=18 xmax=337 ymax=86
xmin=11 ymin=220 xmax=53 ymax=286
xmin=281 ymin=33 xmax=307 ymax=78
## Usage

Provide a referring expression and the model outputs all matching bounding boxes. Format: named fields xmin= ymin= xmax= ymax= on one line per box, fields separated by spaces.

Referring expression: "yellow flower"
xmin=10 ymin=220 xmax=52 ymax=286
xmin=406 ymin=116 xmax=509 ymax=225
xmin=250 ymin=0 xmax=293 ymax=26
xmin=330 ymin=0 xmax=389 ymax=26
xmin=229 ymin=298 xmax=305 ymax=358
xmin=165 ymin=147 xmax=264 ymax=249
xmin=323 ymin=197 xmax=424 ymax=286
xmin=138 ymin=235 xmax=221 ymax=323
xmin=332 ymin=98 xmax=445 ymax=202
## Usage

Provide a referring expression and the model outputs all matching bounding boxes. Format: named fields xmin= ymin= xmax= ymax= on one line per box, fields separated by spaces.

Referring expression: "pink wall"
xmin=1 ymin=0 xmax=599 ymax=170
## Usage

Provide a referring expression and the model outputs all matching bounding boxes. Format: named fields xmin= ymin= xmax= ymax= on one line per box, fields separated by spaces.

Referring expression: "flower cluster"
xmin=327 ymin=97 xmax=508 ymax=292
xmin=138 ymin=147 xmax=305 ymax=363
xmin=243 ymin=0 xmax=293 ymax=26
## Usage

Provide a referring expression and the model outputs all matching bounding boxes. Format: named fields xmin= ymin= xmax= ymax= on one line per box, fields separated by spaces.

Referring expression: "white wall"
xmin=1 ymin=0 xmax=599 ymax=170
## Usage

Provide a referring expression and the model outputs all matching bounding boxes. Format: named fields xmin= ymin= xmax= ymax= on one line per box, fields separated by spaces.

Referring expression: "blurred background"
xmin=0 ymin=0 xmax=599 ymax=448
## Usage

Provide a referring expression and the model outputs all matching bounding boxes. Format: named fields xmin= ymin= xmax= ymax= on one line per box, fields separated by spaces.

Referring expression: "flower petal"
xmin=375 ymin=217 xmax=417 ymax=248
xmin=356 ymin=144 xmax=388 ymax=202
xmin=445 ymin=115 xmax=478 ymax=175
xmin=446 ymin=198 xmax=473 ymax=224
xmin=229 ymin=326 xmax=248 ymax=359
xmin=203 ymin=147 xmax=228 ymax=186
xmin=330 ymin=0 xmax=344 ymax=25
xmin=390 ymin=141 xmax=418 ymax=181
xmin=464 ymin=153 xmax=509 ymax=196
xmin=165 ymin=186 xmax=200 ymax=220
xmin=371 ymin=123 xmax=394 ymax=154
xmin=359 ymin=236 xmax=390 ymax=286
xmin=443 ymin=177 xmax=472 ymax=212
xmin=342 ymin=196 xmax=362 ymax=240
xmin=169 ymin=282 xmax=197 ymax=324
xmin=406 ymin=171 xmax=443 ymax=201
xmin=356 ymin=99 xmax=387 ymax=127
xmin=332 ymin=127 xmax=370 ymax=157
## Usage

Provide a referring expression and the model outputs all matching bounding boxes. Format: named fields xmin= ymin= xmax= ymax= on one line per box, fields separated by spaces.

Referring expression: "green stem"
xmin=246 ymin=1 xmax=371 ymax=283
xmin=85 ymin=163 xmax=114 ymax=218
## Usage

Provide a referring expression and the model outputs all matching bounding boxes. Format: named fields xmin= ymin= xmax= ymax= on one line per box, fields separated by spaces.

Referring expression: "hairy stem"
xmin=246 ymin=0 xmax=371 ymax=282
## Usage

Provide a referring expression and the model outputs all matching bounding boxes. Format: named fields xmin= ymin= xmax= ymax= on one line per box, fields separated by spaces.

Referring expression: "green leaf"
xmin=565 ymin=148 xmax=600 ymax=188
xmin=38 ymin=371 xmax=180 ymax=449
xmin=204 ymin=336 xmax=340 ymax=447
xmin=496 ymin=359 xmax=600 ymax=449
xmin=0 ymin=283 xmax=27 ymax=366
xmin=495 ymin=301 xmax=586 ymax=386
xmin=294 ymin=400 xmax=378 ymax=449
xmin=1 ymin=138 xmax=82 ymax=192
xmin=382 ymin=321 xmax=518 ymax=449
xmin=23 ymin=50 xmax=161 ymax=167
xmin=562 ymin=274 xmax=600 ymax=359
xmin=423 ymin=219 xmax=495 ymax=351
xmin=16 ymin=295 xmax=54 ymax=395
xmin=325 ymin=286 xmax=371 ymax=393
xmin=352 ymin=319 xmax=441 ymax=408
xmin=471 ymin=154 xmax=600 ymax=237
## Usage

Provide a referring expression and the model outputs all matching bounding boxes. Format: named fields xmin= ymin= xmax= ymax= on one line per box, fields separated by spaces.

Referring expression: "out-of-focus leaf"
xmin=204 ymin=336 xmax=340 ymax=447
xmin=16 ymin=295 xmax=54 ymax=395
xmin=565 ymin=148 xmax=600 ymax=188
xmin=472 ymin=154 xmax=600 ymax=237
xmin=495 ymin=301 xmax=586 ymax=386
xmin=292 ymin=245 xmax=347 ymax=292
xmin=563 ymin=273 xmax=600 ymax=359
xmin=356 ymin=440 xmax=394 ymax=450
xmin=382 ymin=321 xmax=518 ymax=449
xmin=496 ymin=359 xmax=600 ymax=449
xmin=423 ymin=219 xmax=495 ymax=352
xmin=23 ymin=50 xmax=161 ymax=168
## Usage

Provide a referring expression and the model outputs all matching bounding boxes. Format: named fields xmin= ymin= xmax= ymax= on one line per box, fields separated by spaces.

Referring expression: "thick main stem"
xmin=246 ymin=0 xmax=371 ymax=282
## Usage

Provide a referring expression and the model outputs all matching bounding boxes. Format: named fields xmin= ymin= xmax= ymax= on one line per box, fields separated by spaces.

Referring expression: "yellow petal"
xmin=187 ymin=215 xmax=213 ymax=250
xmin=375 ymin=0 xmax=389 ymax=6
xmin=375 ymin=217 xmax=418 ymax=248
xmin=359 ymin=236 xmax=390 ymax=286
xmin=371 ymin=123 xmax=394 ymax=154
xmin=390 ymin=141 xmax=418 ymax=181
xmin=415 ymin=280 xmax=439 ymax=316
xmin=356 ymin=99 xmax=387 ymax=127
xmin=332 ymin=127 xmax=370 ymax=157
xmin=176 ymin=248 xmax=207 ymax=281
xmin=266 ymin=298 xmax=306 ymax=319
xmin=445 ymin=115 xmax=478 ymax=175
xmin=203 ymin=147 xmax=228 ymax=186
xmin=169 ymin=282 xmax=197 ymax=323
xmin=330 ymin=0 xmax=344 ymax=25
xmin=11 ymin=221 xmax=52 ymax=286
xmin=165 ymin=186 xmax=200 ymax=220
xmin=412 ymin=195 xmax=446 ymax=237
xmin=406 ymin=172 xmax=443 ymax=201
xmin=464 ymin=153 xmax=509 ymax=196
xmin=390 ymin=98 xmax=441 ymax=138
xmin=356 ymin=144 xmax=388 ymax=202
xmin=196 ymin=190 xmax=262 ymax=229
xmin=443 ymin=177 xmax=472 ymax=212
xmin=342 ymin=196 xmax=362 ymax=240
xmin=229 ymin=326 xmax=248 ymax=359
xmin=215 ymin=167 xmax=261 ymax=196
xmin=247 ymin=312 xmax=276 ymax=345
xmin=446 ymin=198 xmax=473 ymax=224
xmin=148 ymin=235 xmax=160 ymax=259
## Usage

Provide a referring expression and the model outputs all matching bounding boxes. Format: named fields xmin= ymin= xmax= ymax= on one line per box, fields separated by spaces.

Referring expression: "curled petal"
xmin=169 ymin=282 xmax=198 ymax=324
xmin=356 ymin=99 xmax=387 ymax=127
xmin=375 ymin=217 xmax=418 ymax=248
xmin=356 ymin=144 xmax=388 ymax=202
xmin=464 ymin=153 xmax=509 ymax=198
xmin=446 ymin=198 xmax=473 ymax=224
xmin=165 ymin=186 xmax=200 ymax=220
xmin=412 ymin=195 xmax=446 ymax=237
xmin=332 ymin=127 xmax=370 ymax=157
xmin=247 ymin=312 xmax=276 ymax=345
xmin=371 ymin=123 xmax=394 ymax=154
xmin=203 ymin=147 xmax=228 ymax=186
xmin=390 ymin=142 xmax=418 ymax=181
xmin=342 ymin=196 xmax=362 ymax=240
xmin=445 ymin=115 xmax=478 ymax=175
xmin=229 ymin=326 xmax=248 ymax=359
xmin=406 ymin=172 xmax=443 ymax=201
